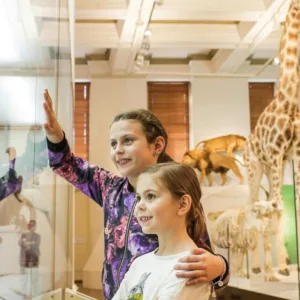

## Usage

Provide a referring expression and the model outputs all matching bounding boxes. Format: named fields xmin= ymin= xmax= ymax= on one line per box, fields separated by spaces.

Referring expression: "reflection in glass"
xmin=0 ymin=0 xmax=73 ymax=298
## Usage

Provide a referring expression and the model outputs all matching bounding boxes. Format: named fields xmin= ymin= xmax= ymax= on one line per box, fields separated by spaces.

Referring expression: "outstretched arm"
xmin=43 ymin=89 xmax=120 ymax=207
xmin=0 ymin=147 xmax=22 ymax=201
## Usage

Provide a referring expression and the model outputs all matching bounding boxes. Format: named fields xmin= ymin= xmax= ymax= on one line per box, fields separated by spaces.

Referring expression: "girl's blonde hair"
xmin=139 ymin=163 xmax=205 ymax=243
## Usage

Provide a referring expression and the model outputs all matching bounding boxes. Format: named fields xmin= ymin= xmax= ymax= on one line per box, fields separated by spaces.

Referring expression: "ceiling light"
xmin=273 ymin=57 xmax=280 ymax=65
xmin=144 ymin=29 xmax=152 ymax=37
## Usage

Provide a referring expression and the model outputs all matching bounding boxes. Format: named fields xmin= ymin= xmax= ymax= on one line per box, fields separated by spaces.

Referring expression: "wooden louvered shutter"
xmin=249 ymin=83 xmax=274 ymax=132
xmin=74 ymin=83 xmax=90 ymax=160
xmin=148 ymin=82 xmax=190 ymax=163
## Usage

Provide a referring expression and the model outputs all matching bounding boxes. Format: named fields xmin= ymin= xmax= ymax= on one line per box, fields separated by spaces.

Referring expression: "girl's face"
xmin=134 ymin=173 xmax=180 ymax=235
xmin=110 ymin=120 xmax=158 ymax=182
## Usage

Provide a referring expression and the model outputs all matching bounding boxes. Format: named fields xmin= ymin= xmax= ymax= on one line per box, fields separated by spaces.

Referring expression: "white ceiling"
xmin=73 ymin=0 xmax=292 ymax=78
xmin=0 ymin=0 xmax=295 ymax=78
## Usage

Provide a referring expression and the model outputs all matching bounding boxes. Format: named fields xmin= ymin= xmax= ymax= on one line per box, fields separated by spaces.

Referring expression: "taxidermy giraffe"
xmin=243 ymin=0 xmax=300 ymax=281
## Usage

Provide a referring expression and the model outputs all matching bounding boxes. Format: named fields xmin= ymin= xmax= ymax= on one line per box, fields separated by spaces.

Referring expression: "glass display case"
xmin=0 ymin=0 xmax=74 ymax=299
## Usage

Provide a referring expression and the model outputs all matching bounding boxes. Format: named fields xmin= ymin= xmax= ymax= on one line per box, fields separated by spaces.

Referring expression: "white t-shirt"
xmin=112 ymin=249 xmax=211 ymax=300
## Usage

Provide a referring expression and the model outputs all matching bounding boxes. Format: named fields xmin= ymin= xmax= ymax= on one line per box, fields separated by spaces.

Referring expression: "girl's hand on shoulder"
xmin=174 ymin=248 xmax=224 ymax=285
xmin=43 ymin=89 xmax=64 ymax=144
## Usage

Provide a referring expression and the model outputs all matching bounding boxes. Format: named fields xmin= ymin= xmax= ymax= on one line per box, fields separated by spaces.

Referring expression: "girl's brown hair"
xmin=139 ymin=163 xmax=204 ymax=243
xmin=112 ymin=109 xmax=173 ymax=163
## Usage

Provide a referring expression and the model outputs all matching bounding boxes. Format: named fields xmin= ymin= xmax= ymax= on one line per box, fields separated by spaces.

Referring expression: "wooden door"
xmin=249 ymin=83 xmax=274 ymax=132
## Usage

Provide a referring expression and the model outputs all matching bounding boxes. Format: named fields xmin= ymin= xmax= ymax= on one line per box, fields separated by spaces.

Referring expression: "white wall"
xmin=190 ymin=77 xmax=251 ymax=147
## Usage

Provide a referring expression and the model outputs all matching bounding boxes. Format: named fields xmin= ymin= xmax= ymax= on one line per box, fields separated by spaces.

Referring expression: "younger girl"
xmin=113 ymin=163 xmax=212 ymax=300
xmin=43 ymin=89 xmax=229 ymax=299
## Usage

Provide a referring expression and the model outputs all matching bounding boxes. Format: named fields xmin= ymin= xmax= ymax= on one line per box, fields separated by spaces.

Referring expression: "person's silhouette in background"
xmin=19 ymin=220 xmax=41 ymax=299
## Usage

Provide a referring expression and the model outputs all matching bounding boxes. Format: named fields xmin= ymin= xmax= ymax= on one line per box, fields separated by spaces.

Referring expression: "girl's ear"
xmin=154 ymin=136 xmax=165 ymax=155
xmin=178 ymin=194 xmax=192 ymax=217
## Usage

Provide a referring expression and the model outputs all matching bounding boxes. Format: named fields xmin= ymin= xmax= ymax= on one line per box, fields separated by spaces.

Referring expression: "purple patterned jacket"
xmin=47 ymin=137 xmax=229 ymax=299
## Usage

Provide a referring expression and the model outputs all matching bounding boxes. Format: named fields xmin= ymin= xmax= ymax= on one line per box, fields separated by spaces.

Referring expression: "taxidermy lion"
xmin=182 ymin=149 xmax=244 ymax=186
xmin=195 ymin=134 xmax=246 ymax=156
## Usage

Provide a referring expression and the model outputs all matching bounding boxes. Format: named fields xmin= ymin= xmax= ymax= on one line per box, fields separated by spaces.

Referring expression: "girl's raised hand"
xmin=43 ymin=89 xmax=64 ymax=144
xmin=6 ymin=147 xmax=16 ymax=161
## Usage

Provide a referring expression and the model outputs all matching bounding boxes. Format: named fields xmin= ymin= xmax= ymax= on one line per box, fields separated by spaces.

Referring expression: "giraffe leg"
xmin=244 ymin=145 xmax=263 ymax=203
xmin=244 ymin=141 xmax=264 ymax=273
xmin=277 ymin=211 xmax=290 ymax=276
xmin=268 ymin=164 xmax=289 ymax=275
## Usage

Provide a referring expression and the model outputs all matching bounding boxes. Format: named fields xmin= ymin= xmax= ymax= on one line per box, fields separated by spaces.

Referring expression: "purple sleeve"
xmin=47 ymin=136 xmax=119 ymax=207
xmin=0 ymin=158 xmax=22 ymax=201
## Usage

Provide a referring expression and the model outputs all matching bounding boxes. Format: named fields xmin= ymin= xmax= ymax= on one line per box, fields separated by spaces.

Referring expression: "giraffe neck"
xmin=278 ymin=3 xmax=300 ymax=87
